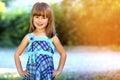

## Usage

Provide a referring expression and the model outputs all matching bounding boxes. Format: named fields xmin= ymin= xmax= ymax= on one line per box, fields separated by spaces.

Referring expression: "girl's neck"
xmin=35 ymin=29 xmax=45 ymax=33
xmin=33 ymin=29 xmax=46 ymax=36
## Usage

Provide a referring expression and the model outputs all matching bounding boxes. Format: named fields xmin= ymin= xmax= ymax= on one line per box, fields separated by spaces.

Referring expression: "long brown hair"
xmin=30 ymin=2 xmax=56 ymax=38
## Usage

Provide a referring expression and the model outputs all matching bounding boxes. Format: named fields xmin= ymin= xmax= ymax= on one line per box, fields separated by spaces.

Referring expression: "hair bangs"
xmin=32 ymin=6 xmax=50 ymax=18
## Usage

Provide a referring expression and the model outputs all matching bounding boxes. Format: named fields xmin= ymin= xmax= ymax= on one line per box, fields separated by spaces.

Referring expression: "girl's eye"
xmin=43 ymin=17 xmax=46 ymax=19
xmin=34 ymin=16 xmax=47 ymax=20
xmin=35 ymin=16 xmax=39 ymax=18
xmin=41 ymin=17 xmax=45 ymax=19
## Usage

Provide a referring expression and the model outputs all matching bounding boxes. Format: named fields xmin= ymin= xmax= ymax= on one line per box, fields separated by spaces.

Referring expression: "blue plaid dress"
xmin=24 ymin=33 xmax=55 ymax=80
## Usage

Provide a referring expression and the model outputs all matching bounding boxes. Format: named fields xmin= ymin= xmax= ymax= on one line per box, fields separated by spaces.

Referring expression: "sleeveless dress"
xmin=24 ymin=33 xmax=55 ymax=80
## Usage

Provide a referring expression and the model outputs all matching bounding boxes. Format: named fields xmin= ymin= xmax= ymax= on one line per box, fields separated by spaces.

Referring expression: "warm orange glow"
xmin=61 ymin=0 xmax=120 ymax=46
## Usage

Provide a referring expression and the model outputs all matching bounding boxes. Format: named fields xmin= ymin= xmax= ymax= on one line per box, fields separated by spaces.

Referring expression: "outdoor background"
xmin=1 ymin=0 xmax=120 ymax=80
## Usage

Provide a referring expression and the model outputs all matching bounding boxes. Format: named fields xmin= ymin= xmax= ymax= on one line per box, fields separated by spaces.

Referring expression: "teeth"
xmin=37 ymin=23 xmax=43 ymax=26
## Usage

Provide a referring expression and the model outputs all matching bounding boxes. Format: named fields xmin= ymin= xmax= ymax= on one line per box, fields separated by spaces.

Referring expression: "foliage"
xmin=0 ymin=1 xmax=6 ymax=13
xmin=0 ymin=10 xmax=29 ymax=47
xmin=51 ymin=3 xmax=72 ymax=45
xmin=0 ymin=73 xmax=23 ymax=80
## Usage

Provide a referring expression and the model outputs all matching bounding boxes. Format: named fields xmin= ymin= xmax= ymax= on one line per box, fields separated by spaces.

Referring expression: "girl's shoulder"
xmin=27 ymin=32 xmax=32 ymax=35
xmin=23 ymin=33 xmax=31 ymax=39
xmin=21 ymin=33 xmax=33 ymax=43
xmin=26 ymin=33 xmax=35 ymax=41
xmin=19 ymin=33 xmax=30 ymax=43
xmin=51 ymin=35 xmax=60 ymax=43
xmin=26 ymin=33 xmax=32 ymax=38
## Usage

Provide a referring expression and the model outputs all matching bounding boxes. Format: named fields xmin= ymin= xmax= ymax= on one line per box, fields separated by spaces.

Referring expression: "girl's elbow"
xmin=14 ymin=53 xmax=17 ymax=59
xmin=14 ymin=53 xmax=20 ymax=58
xmin=64 ymin=53 xmax=67 ymax=58
xmin=62 ymin=52 xmax=67 ymax=59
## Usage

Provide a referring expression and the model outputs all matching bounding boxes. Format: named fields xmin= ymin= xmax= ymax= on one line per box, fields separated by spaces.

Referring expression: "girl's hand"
xmin=18 ymin=70 xmax=30 ymax=77
xmin=52 ymin=70 xmax=61 ymax=78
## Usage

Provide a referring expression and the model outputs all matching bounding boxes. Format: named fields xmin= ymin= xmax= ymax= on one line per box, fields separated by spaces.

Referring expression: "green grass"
xmin=0 ymin=73 xmax=23 ymax=80
xmin=0 ymin=72 xmax=74 ymax=80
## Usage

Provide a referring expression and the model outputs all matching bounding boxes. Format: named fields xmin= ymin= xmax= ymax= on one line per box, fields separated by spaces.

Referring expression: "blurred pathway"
xmin=1 ymin=46 xmax=120 ymax=74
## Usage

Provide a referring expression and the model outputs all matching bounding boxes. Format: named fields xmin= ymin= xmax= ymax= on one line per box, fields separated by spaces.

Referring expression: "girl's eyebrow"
xmin=34 ymin=15 xmax=47 ymax=19
xmin=35 ymin=15 xmax=45 ymax=17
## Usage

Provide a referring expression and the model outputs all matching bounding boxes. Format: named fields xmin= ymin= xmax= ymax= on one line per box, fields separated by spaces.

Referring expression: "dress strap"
xmin=27 ymin=33 xmax=34 ymax=42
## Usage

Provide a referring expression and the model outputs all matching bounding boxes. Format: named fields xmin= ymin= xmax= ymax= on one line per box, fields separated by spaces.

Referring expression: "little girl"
xmin=14 ymin=2 xmax=66 ymax=80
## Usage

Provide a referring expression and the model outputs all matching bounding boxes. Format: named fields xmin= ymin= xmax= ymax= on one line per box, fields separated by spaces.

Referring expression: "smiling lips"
xmin=36 ymin=23 xmax=43 ymax=26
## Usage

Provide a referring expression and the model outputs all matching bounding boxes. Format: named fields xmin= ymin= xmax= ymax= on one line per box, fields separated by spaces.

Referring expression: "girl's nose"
xmin=38 ymin=18 xmax=42 ymax=21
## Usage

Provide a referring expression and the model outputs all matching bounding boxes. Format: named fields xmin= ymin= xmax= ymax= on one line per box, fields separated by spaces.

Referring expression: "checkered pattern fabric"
xmin=28 ymin=41 xmax=54 ymax=54
xmin=24 ymin=33 xmax=55 ymax=80
xmin=24 ymin=54 xmax=54 ymax=80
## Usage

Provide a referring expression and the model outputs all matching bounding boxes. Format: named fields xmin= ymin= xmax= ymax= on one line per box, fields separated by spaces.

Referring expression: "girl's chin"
xmin=36 ymin=26 xmax=45 ymax=29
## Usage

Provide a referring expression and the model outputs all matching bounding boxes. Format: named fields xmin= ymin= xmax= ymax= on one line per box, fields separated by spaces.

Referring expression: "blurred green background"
xmin=1 ymin=0 xmax=120 ymax=47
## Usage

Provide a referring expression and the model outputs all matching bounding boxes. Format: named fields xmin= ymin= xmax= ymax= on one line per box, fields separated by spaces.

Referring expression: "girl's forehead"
xmin=33 ymin=10 xmax=49 ymax=18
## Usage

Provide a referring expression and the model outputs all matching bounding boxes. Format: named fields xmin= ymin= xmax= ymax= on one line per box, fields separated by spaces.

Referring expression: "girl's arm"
xmin=14 ymin=35 xmax=29 ymax=77
xmin=52 ymin=35 xmax=67 ymax=77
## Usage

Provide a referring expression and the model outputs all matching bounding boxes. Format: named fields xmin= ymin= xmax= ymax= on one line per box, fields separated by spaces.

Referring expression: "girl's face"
xmin=33 ymin=15 xmax=48 ymax=29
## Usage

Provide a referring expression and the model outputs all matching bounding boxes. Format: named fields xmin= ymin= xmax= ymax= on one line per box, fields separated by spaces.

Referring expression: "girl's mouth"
xmin=36 ymin=23 xmax=43 ymax=26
